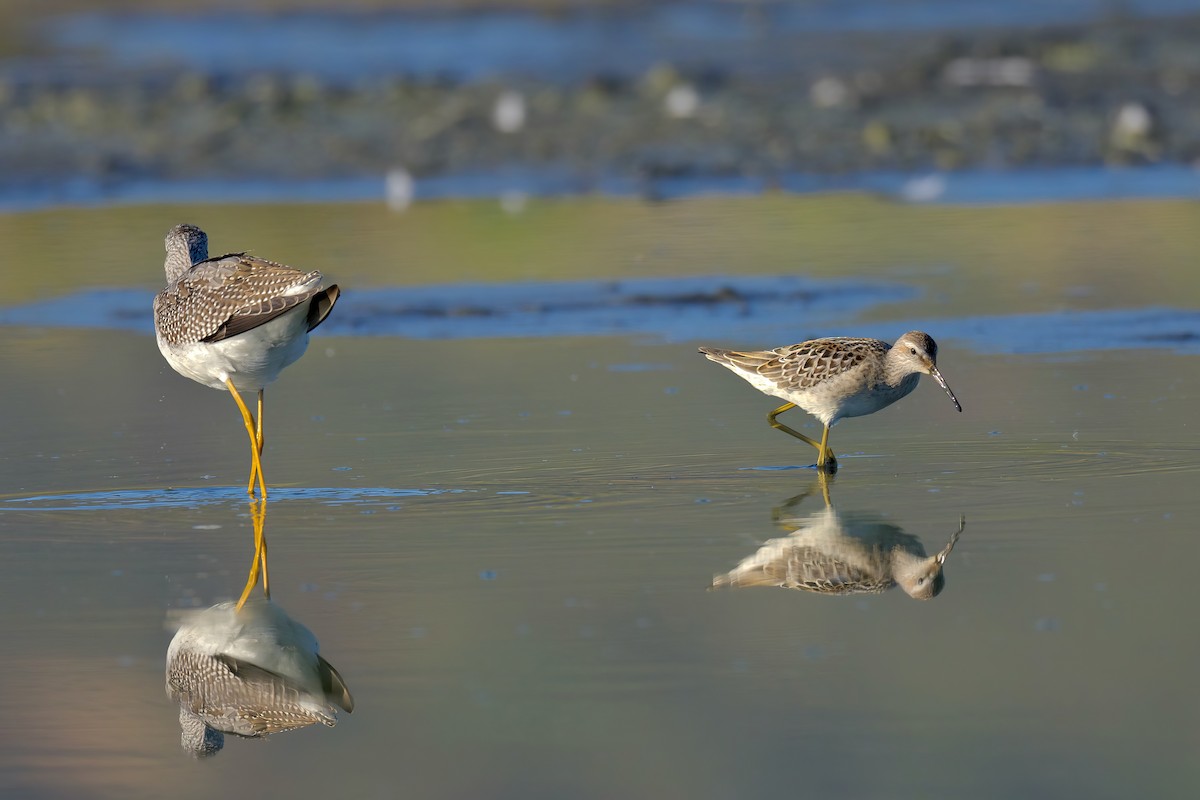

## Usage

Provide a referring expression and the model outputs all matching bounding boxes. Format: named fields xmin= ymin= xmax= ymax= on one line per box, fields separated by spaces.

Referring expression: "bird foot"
xmin=815 ymin=456 xmax=838 ymax=473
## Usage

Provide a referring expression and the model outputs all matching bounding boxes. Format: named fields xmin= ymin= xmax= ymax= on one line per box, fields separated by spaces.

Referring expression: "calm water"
xmin=1 ymin=195 xmax=1198 ymax=798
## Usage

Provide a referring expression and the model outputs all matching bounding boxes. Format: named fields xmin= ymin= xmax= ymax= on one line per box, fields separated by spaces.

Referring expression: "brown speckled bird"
xmin=153 ymin=223 xmax=339 ymax=498
xmin=699 ymin=331 xmax=961 ymax=471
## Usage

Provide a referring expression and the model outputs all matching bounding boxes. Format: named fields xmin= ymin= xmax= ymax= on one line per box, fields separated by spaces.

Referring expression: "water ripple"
xmin=0 ymin=485 xmax=468 ymax=512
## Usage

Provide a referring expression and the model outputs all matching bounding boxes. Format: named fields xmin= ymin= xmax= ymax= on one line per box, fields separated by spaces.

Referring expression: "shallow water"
xmin=7 ymin=161 xmax=1200 ymax=213
xmin=1 ymin=195 xmax=1198 ymax=798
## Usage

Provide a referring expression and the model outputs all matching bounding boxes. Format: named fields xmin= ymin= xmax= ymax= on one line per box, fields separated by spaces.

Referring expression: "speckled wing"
xmin=167 ymin=650 xmax=340 ymax=736
xmin=712 ymin=542 xmax=892 ymax=595
xmin=153 ymin=253 xmax=327 ymax=346
xmin=716 ymin=337 xmax=890 ymax=394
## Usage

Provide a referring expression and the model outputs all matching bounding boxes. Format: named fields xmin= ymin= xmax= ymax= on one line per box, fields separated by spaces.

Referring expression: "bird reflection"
xmin=711 ymin=474 xmax=964 ymax=600
xmin=165 ymin=499 xmax=353 ymax=757
xmin=236 ymin=495 xmax=270 ymax=611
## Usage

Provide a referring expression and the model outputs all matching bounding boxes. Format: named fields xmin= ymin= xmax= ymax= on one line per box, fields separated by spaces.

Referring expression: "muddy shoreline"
xmin=3 ymin=8 xmax=1199 ymax=197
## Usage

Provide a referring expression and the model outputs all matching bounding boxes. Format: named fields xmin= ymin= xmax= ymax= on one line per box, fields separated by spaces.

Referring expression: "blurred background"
xmin=5 ymin=0 xmax=1200 ymax=207
xmin=2 ymin=2 xmax=1199 ymax=799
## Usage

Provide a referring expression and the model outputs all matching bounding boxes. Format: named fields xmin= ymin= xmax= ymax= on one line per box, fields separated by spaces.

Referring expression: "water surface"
xmin=1 ymin=195 xmax=1198 ymax=798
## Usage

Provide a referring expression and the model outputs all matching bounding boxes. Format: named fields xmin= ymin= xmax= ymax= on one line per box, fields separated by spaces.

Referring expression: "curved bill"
xmin=929 ymin=365 xmax=962 ymax=412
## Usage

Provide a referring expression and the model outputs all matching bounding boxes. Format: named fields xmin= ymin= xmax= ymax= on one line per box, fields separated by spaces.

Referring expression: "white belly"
xmin=157 ymin=305 xmax=313 ymax=392
xmin=753 ymin=371 xmax=920 ymax=427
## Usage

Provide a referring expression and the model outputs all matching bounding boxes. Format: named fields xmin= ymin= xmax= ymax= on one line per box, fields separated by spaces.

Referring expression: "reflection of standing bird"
xmin=711 ymin=503 xmax=963 ymax=600
xmin=166 ymin=598 xmax=354 ymax=756
xmin=699 ymin=331 xmax=961 ymax=471
xmin=153 ymin=224 xmax=340 ymax=498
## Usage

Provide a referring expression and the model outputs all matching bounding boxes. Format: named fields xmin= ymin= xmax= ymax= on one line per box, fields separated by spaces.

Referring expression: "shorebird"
xmin=166 ymin=597 xmax=354 ymax=756
xmin=699 ymin=331 xmax=961 ymax=471
xmin=153 ymin=224 xmax=339 ymax=497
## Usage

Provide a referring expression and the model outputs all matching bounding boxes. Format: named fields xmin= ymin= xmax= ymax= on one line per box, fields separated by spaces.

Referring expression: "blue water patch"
xmin=0 ymin=168 xmax=638 ymax=213
xmin=822 ymin=307 xmax=1200 ymax=356
xmin=0 ymin=485 xmax=463 ymax=512
xmin=2 ymin=276 xmax=1198 ymax=354
xmin=317 ymin=274 xmax=914 ymax=341
xmin=0 ymin=275 xmax=916 ymax=342
xmin=42 ymin=2 xmax=1199 ymax=84
xmin=3 ymin=165 xmax=1200 ymax=212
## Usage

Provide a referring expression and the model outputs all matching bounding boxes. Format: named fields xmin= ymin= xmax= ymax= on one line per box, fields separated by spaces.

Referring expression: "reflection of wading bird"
xmin=237 ymin=496 xmax=270 ymax=612
xmin=711 ymin=477 xmax=964 ymax=599
xmin=165 ymin=492 xmax=350 ymax=755
xmin=153 ymin=224 xmax=340 ymax=498
xmin=166 ymin=596 xmax=355 ymax=757
xmin=699 ymin=331 xmax=961 ymax=471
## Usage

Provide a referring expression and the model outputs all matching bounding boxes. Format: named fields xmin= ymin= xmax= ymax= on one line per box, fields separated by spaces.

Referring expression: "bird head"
xmin=164 ymin=223 xmax=210 ymax=282
xmin=896 ymin=331 xmax=962 ymax=412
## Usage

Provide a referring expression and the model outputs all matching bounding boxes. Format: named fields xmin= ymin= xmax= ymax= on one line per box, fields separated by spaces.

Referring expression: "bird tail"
xmin=697 ymin=345 xmax=733 ymax=364
xmin=698 ymin=346 xmax=773 ymax=372
xmin=307 ymin=284 xmax=340 ymax=332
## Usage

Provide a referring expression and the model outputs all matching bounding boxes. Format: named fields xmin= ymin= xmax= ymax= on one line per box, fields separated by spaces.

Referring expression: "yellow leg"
xmin=226 ymin=378 xmax=267 ymax=499
xmin=815 ymin=425 xmax=837 ymax=471
xmin=767 ymin=403 xmax=838 ymax=471
xmin=236 ymin=497 xmax=270 ymax=611
xmin=250 ymin=390 xmax=266 ymax=498
xmin=256 ymin=389 xmax=265 ymax=455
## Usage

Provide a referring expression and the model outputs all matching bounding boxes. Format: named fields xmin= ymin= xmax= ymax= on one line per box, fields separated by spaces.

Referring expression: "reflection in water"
xmin=165 ymin=499 xmax=353 ymax=757
xmin=712 ymin=476 xmax=963 ymax=600
xmin=236 ymin=496 xmax=270 ymax=612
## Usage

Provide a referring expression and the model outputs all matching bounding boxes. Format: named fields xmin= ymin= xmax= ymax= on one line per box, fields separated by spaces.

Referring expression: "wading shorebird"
xmin=699 ymin=331 xmax=961 ymax=471
xmin=153 ymin=224 xmax=339 ymax=498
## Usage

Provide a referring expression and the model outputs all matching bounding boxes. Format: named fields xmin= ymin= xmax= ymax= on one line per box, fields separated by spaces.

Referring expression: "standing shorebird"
xmin=153 ymin=224 xmax=340 ymax=498
xmin=699 ymin=331 xmax=961 ymax=471
xmin=166 ymin=597 xmax=355 ymax=756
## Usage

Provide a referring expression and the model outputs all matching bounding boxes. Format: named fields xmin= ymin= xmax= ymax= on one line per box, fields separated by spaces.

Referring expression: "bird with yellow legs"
xmin=153 ymin=223 xmax=339 ymax=498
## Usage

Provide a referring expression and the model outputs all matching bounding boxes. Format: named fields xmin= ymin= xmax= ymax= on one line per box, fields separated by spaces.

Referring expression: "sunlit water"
xmin=1 ymin=196 xmax=1198 ymax=798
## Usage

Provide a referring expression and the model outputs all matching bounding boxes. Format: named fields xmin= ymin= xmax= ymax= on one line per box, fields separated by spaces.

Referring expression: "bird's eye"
xmin=909 ymin=347 xmax=917 ymax=355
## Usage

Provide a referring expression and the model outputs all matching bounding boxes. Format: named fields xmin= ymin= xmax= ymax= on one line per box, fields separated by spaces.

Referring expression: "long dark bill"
xmin=929 ymin=365 xmax=962 ymax=412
